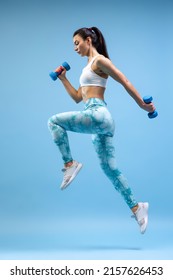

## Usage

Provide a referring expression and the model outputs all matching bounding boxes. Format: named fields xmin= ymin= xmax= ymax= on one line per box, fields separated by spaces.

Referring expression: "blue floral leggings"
xmin=48 ymin=98 xmax=137 ymax=209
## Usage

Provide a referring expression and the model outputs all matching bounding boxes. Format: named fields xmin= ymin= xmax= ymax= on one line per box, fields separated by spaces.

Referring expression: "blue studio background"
xmin=0 ymin=0 xmax=172 ymax=259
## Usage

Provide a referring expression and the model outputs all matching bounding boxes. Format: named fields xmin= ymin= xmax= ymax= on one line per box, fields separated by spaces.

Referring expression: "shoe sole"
xmin=141 ymin=202 xmax=149 ymax=234
xmin=60 ymin=163 xmax=83 ymax=190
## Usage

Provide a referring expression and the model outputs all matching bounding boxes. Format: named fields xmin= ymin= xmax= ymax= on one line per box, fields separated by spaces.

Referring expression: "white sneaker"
xmin=132 ymin=202 xmax=149 ymax=234
xmin=60 ymin=161 xmax=83 ymax=190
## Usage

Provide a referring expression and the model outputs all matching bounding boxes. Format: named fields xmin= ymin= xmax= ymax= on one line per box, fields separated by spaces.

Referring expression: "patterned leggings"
xmin=48 ymin=98 xmax=137 ymax=208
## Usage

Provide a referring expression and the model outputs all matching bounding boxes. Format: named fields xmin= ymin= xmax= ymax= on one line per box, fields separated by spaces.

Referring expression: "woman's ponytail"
xmin=90 ymin=27 xmax=110 ymax=59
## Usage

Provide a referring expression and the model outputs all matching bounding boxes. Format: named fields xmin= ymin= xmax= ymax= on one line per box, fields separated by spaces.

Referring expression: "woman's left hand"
xmin=140 ymin=101 xmax=156 ymax=113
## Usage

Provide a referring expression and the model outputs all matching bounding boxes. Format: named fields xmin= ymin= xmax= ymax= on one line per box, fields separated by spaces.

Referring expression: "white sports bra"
xmin=79 ymin=55 xmax=107 ymax=88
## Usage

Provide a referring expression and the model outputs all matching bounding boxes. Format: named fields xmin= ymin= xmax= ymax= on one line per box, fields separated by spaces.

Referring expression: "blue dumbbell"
xmin=143 ymin=95 xmax=158 ymax=118
xmin=49 ymin=62 xmax=70 ymax=81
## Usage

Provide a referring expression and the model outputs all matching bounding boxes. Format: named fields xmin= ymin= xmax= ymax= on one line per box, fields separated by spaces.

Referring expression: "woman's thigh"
xmin=49 ymin=106 xmax=115 ymax=136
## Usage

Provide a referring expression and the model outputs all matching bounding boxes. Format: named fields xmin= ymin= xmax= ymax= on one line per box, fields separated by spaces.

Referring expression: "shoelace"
xmin=61 ymin=168 xmax=71 ymax=182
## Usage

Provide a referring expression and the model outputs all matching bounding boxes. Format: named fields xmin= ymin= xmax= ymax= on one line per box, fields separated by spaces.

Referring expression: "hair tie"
xmin=88 ymin=27 xmax=95 ymax=34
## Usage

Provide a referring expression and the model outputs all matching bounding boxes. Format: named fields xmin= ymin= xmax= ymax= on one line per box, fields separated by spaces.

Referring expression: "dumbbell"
xmin=143 ymin=95 xmax=158 ymax=118
xmin=49 ymin=62 xmax=70 ymax=81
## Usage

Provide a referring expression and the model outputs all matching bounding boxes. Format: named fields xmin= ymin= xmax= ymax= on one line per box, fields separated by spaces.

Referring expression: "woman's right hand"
xmin=55 ymin=66 xmax=67 ymax=81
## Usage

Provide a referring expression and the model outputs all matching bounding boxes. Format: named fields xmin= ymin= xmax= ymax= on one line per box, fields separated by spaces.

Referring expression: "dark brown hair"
xmin=73 ymin=27 xmax=110 ymax=59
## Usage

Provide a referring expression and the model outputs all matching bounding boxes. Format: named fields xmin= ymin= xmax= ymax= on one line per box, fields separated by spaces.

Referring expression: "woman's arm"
xmin=96 ymin=57 xmax=155 ymax=113
xmin=56 ymin=67 xmax=82 ymax=103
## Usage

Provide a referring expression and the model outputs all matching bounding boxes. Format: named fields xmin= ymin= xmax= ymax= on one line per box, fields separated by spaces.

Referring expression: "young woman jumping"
xmin=48 ymin=27 xmax=155 ymax=234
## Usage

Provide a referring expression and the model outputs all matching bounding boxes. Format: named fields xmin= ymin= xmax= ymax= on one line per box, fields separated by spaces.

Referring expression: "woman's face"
xmin=73 ymin=34 xmax=91 ymax=56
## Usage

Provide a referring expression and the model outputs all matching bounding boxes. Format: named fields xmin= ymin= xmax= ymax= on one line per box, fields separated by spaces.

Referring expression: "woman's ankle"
xmin=131 ymin=204 xmax=139 ymax=214
xmin=65 ymin=161 xmax=73 ymax=168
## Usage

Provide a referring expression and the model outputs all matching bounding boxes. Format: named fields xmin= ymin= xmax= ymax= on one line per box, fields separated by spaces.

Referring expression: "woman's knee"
xmin=47 ymin=117 xmax=53 ymax=130
xmin=100 ymin=161 xmax=120 ymax=177
xmin=48 ymin=116 xmax=58 ymax=132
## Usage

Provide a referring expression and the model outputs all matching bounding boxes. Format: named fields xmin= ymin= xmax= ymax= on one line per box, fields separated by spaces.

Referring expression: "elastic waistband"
xmin=84 ymin=98 xmax=107 ymax=110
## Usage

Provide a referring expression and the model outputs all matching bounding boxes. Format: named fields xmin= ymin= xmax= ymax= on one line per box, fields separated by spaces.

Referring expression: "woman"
xmin=48 ymin=27 xmax=155 ymax=234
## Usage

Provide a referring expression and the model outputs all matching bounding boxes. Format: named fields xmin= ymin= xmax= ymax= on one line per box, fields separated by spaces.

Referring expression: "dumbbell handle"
xmin=49 ymin=62 xmax=70 ymax=81
xmin=143 ymin=95 xmax=158 ymax=119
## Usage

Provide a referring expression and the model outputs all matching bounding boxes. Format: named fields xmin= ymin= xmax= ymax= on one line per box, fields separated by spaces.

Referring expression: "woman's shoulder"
xmin=95 ymin=55 xmax=111 ymax=68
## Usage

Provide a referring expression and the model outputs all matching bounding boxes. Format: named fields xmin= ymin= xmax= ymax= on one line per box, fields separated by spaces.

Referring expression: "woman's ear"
xmin=86 ymin=36 xmax=92 ymax=45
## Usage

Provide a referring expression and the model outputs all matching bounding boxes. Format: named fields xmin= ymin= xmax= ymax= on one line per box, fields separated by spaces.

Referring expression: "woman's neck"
xmin=87 ymin=48 xmax=99 ymax=62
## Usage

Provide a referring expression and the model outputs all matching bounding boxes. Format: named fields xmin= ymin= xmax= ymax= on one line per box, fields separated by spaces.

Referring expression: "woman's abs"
xmin=81 ymin=86 xmax=105 ymax=102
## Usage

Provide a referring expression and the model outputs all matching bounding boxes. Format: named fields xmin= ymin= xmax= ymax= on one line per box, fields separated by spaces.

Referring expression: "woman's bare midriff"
xmin=81 ymin=86 xmax=105 ymax=102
